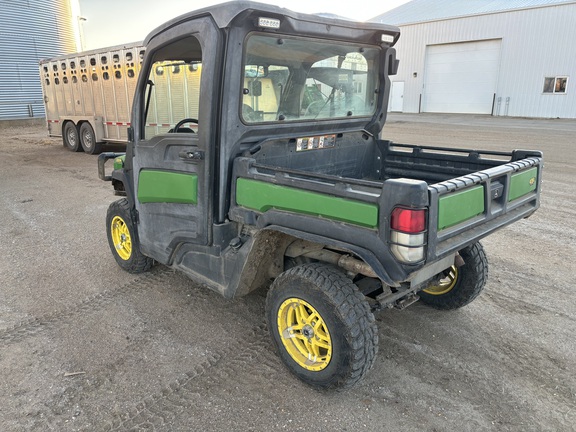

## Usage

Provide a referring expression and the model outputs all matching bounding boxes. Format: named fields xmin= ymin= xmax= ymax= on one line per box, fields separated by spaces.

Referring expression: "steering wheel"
xmin=170 ymin=118 xmax=199 ymax=133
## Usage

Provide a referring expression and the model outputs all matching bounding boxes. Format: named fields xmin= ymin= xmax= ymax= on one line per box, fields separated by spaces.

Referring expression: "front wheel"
xmin=419 ymin=242 xmax=488 ymax=310
xmin=106 ymin=198 xmax=153 ymax=273
xmin=266 ymin=263 xmax=378 ymax=389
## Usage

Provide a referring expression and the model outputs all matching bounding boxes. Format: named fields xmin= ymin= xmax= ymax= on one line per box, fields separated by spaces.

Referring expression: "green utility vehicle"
xmin=98 ymin=2 xmax=543 ymax=388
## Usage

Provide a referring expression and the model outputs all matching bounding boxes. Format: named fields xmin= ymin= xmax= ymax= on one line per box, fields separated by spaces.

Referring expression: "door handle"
xmin=178 ymin=150 xmax=204 ymax=161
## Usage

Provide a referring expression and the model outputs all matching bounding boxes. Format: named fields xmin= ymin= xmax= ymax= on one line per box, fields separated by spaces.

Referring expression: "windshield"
xmin=242 ymin=34 xmax=380 ymax=123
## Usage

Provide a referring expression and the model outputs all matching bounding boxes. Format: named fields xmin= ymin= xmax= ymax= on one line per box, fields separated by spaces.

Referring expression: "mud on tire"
xmin=266 ymin=263 xmax=378 ymax=389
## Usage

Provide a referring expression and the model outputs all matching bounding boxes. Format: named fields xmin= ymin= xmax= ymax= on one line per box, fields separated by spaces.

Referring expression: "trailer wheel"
xmin=266 ymin=263 xmax=378 ymax=389
xmin=63 ymin=121 xmax=82 ymax=152
xmin=79 ymin=122 xmax=102 ymax=154
xmin=419 ymin=242 xmax=488 ymax=310
xmin=106 ymin=198 xmax=153 ymax=273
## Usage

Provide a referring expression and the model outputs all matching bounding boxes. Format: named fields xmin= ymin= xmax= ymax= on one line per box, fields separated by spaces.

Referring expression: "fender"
xmin=98 ymin=152 xmax=136 ymax=207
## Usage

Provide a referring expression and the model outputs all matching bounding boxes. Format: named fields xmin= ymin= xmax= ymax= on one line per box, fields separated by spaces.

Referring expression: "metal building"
xmin=0 ymin=0 xmax=82 ymax=120
xmin=373 ymin=0 xmax=576 ymax=118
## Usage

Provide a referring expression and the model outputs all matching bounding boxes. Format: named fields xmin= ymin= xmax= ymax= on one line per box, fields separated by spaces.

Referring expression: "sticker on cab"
xmin=296 ymin=134 xmax=336 ymax=152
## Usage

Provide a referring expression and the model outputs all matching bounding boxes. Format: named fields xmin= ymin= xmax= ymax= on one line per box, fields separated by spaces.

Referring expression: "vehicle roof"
xmin=144 ymin=1 xmax=399 ymax=45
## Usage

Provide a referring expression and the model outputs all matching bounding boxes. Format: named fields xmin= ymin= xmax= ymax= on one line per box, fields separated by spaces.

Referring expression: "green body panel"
xmin=438 ymin=185 xmax=485 ymax=230
xmin=508 ymin=167 xmax=538 ymax=202
xmin=138 ymin=170 xmax=198 ymax=204
xmin=113 ymin=155 xmax=126 ymax=170
xmin=236 ymin=178 xmax=378 ymax=228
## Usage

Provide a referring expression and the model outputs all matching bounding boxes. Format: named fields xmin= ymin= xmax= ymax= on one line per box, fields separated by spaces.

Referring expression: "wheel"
xmin=266 ymin=263 xmax=378 ymax=389
xmin=106 ymin=198 xmax=153 ymax=273
xmin=419 ymin=242 xmax=488 ymax=310
xmin=62 ymin=121 xmax=82 ymax=152
xmin=79 ymin=122 xmax=102 ymax=154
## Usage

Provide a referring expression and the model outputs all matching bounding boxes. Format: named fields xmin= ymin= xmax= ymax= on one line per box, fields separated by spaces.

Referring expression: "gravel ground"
xmin=0 ymin=114 xmax=574 ymax=431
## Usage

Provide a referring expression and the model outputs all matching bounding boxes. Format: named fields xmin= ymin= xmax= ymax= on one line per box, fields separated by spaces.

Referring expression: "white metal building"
xmin=372 ymin=0 xmax=576 ymax=118
xmin=0 ymin=0 xmax=82 ymax=120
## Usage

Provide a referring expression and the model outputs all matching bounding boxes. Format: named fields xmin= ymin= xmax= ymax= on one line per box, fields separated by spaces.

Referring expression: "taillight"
xmin=390 ymin=207 xmax=427 ymax=263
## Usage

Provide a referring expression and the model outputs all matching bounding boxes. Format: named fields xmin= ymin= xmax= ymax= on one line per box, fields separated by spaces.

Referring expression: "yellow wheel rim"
xmin=423 ymin=266 xmax=458 ymax=295
xmin=277 ymin=298 xmax=332 ymax=372
xmin=110 ymin=215 xmax=132 ymax=261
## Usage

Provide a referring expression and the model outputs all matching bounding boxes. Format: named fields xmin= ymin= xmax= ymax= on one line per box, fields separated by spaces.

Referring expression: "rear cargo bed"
xmin=230 ymin=138 xmax=542 ymax=281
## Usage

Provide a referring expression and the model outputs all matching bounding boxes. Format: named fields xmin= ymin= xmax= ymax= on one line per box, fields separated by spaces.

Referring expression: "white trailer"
xmin=39 ymin=42 xmax=202 ymax=154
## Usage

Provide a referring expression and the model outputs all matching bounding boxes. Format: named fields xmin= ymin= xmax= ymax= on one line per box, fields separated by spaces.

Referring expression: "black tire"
xmin=419 ymin=242 xmax=488 ymax=310
xmin=106 ymin=198 xmax=153 ymax=273
xmin=79 ymin=122 xmax=102 ymax=154
xmin=62 ymin=121 xmax=82 ymax=152
xmin=266 ymin=263 xmax=378 ymax=389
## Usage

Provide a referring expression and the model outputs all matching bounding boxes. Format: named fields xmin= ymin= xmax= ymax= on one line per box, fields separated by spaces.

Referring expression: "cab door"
xmin=131 ymin=26 xmax=219 ymax=264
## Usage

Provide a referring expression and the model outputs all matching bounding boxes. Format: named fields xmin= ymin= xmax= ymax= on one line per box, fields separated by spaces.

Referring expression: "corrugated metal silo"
xmin=0 ymin=0 xmax=81 ymax=120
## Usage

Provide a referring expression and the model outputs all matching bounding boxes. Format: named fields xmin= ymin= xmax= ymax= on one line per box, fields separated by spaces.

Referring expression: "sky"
xmin=78 ymin=0 xmax=412 ymax=50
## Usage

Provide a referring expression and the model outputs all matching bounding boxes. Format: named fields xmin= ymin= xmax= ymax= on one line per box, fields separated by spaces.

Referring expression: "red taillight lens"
xmin=391 ymin=208 xmax=426 ymax=233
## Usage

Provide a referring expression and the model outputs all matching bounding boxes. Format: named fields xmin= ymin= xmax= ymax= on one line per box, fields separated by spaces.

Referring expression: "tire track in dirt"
xmin=376 ymin=325 xmax=575 ymax=430
xmin=486 ymin=265 xmax=574 ymax=314
xmin=0 ymin=268 xmax=172 ymax=345
xmin=103 ymin=323 xmax=279 ymax=431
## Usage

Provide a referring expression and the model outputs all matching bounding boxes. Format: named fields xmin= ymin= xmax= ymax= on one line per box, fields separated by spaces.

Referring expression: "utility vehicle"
xmin=98 ymin=2 xmax=543 ymax=388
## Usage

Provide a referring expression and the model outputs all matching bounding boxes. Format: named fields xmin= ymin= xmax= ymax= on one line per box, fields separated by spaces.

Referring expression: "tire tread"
xmin=420 ymin=242 xmax=488 ymax=310
xmin=106 ymin=198 xmax=153 ymax=274
xmin=266 ymin=263 xmax=378 ymax=389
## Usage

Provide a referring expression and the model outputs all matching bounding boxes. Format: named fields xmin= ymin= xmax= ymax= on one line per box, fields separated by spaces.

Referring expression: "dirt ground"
xmin=0 ymin=114 xmax=574 ymax=431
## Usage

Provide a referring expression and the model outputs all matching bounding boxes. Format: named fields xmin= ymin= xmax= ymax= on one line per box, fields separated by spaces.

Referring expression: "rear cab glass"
xmin=241 ymin=34 xmax=380 ymax=123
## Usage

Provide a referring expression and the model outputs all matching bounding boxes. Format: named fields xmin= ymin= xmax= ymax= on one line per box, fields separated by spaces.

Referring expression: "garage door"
xmin=422 ymin=39 xmax=501 ymax=114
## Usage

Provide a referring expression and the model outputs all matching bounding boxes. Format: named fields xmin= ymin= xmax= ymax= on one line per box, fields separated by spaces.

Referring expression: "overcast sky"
xmin=78 ymin=0 xmax=411 ymax=50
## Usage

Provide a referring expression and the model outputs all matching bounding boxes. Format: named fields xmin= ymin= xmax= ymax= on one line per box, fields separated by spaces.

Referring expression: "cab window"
xmin=242 ymin=34 xmax=380 ymax=123
xmin=143 ymin=36 xmax=202 ymax=139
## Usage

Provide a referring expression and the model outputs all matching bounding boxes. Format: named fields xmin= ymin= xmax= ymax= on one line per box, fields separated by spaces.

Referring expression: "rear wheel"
xmin=266 ymin=263 xmax=378 ymax=389
xmin=79 ymin=122 xmax=102 ymax=154
xmin=106 ymin=198 xmax=153 ymax=273
xmin=63 ymin=122 xmax=82 ymax=152
xmin=419 ymin=242 xmax=488 ymax=310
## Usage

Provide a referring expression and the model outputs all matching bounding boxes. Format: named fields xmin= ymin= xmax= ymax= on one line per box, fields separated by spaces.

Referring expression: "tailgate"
xmin=427 ymin=150 xmax=543 ymax=260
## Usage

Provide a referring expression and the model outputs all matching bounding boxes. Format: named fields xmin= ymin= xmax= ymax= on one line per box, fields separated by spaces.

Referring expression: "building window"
xmin=543 ymin=76 xmax=568 ymax=94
